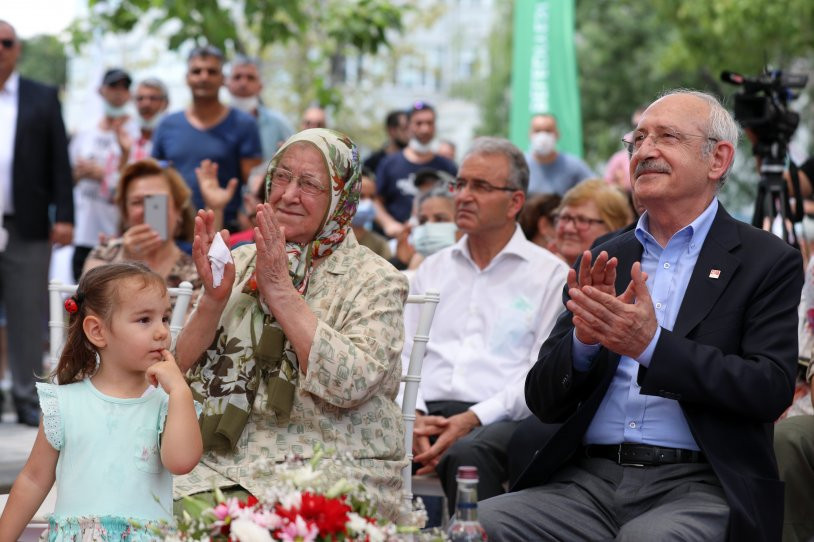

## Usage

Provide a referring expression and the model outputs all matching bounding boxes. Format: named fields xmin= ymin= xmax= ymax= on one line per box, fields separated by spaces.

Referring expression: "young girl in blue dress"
xmin=0 ymin=262 xmax=202 ymax=541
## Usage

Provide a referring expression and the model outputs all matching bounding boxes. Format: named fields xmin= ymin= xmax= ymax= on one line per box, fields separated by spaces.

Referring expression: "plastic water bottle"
xmin=446 ymin=466 xmax=488 ymax=541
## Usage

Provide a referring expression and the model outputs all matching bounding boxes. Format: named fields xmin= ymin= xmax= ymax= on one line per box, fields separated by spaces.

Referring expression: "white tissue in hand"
xmin=207 ymin=232 xmax=231 ymax=288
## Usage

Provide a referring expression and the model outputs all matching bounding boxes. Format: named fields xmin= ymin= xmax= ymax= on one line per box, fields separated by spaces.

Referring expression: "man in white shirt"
xmin=403 ymin=137 xmax=568 ymax=513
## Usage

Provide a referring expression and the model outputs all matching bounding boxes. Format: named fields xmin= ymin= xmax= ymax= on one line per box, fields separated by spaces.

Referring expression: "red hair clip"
xmin=64 ymin=292 xmax=83 ymax=314
xmin=64 ymin=297 xmax=78 ymax=314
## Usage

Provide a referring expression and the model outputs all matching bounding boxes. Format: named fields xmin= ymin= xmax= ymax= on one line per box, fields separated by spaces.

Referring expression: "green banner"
xmin=509 ymin=0 xmax=583 ymax=157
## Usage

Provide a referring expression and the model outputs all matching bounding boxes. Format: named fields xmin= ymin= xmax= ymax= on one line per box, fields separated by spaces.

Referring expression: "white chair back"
xmin=47 ymin=279 xmax=194 ymax=371
xmin=400 ymin=290 xmax=440 ymax=510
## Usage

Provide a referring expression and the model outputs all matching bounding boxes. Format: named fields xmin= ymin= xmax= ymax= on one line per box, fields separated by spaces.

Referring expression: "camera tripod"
xmin=751 ymin=145 xmax=802 ymax=249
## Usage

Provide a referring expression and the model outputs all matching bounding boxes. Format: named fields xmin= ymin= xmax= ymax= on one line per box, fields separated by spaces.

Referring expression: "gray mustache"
xmin=634 ymin=160 xmax=671 ymax=178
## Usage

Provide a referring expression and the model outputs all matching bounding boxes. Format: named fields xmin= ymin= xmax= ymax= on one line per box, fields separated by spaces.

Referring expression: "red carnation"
xmin=239 ymin=495 xmax=259 ymax=508
xmin=276 ymin=492 xmax=350 ymax=536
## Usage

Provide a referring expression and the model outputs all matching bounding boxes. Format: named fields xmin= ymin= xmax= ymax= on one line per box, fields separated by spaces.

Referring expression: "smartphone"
xmin=144 ymin=194 xmax=169 ymax=241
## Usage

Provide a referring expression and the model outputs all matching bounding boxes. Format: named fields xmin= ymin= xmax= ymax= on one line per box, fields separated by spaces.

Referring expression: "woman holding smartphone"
xmin=82 ymin=159 xmax=202 ymax=294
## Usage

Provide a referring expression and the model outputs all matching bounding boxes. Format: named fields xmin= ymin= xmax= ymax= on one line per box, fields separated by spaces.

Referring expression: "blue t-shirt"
xmin=152 ymin=109 xmax=262 ymax=224
xmin=525 ymin=151 xmax=594 ymax=195
xmin=375 ymin=152 xmax=457 ymax=223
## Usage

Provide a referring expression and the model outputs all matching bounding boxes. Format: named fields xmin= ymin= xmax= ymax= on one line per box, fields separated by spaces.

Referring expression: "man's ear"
xmin=83 ymin=315 xmax=107 ymax=349
xmin=708 ymin=141 xmax=735 ymax=182
xmin=508 ymin=191 xmax=526 ymax=221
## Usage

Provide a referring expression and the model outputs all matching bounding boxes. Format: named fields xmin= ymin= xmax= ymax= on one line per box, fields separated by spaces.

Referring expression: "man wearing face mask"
xmin=374 ymin=101 xmax=457 ymax=237
xmin=352 ymin=169 xmax=392 ymax=260
xmin=69 ymin=68 xmax=139 ymax=279
xmin=226 ymin=55 xmax=293 ymax=160
xmin=123 ymin=77 xmax=169 ymax=162
xmin=526 ymin=113 xmax=594 ymax=196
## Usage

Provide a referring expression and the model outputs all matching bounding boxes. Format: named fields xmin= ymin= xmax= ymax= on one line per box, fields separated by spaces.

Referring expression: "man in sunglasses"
xmin=0 ymin=20 xmax=73 ymax=426
xmin=480 ymin=90 xmax=803 ymax=542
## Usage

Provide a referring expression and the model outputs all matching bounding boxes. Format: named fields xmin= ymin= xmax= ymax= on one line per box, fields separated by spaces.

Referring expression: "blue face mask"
xmin=412 ymin=222 xmax=457 ymax=256
xmin=352 ymin=198 xmax=376 ymax=229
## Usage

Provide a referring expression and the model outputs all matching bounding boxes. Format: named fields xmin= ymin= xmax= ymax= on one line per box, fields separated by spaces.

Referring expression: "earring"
xmin=93 ymin=350 xmax=101 ymax=374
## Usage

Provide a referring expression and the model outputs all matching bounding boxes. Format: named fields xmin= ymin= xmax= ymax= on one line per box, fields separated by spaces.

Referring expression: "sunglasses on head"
xmin=0 ymin=39 xmax=16 ymax=49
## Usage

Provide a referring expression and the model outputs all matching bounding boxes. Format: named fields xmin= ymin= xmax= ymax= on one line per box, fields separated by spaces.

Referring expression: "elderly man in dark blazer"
xmin=0 ymin=20 xmax=74 ymax=426
xmin=480 ymin=90 xmax=803 ymax=542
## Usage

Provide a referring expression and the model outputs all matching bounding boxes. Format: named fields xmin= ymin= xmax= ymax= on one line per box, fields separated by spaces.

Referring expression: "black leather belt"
xmin=584 ymin=443 xmax=706 ymax=467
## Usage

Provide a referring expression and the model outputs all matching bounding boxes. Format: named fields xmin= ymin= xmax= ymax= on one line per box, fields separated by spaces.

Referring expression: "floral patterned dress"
xmin=176 ymin=233 xmax=409 ymax=521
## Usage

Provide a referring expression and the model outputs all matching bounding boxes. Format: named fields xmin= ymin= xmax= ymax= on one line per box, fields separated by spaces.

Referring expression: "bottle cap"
xmin=456 ymin=466 xmax=478 ymax=480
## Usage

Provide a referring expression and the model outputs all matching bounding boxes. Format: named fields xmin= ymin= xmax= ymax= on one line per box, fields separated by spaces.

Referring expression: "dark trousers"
xmin=774 ymin=415 xmax=814 ymax=542
xmin=72 ymin=245 xmax=93 ymax=282
xmin=424 ymin=400 xmax=520 ymax=515
xmin=506 ymin=416 xmax=561 ymax=487
xmin=480 ymin=456 xmax=729 ymax=541
xmin=0 ymin=218 xmax=50 ymax=408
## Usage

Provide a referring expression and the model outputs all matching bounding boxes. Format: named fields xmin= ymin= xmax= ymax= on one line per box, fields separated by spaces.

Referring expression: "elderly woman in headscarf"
xmin=174 ymin=129 xmax=409 ymax=520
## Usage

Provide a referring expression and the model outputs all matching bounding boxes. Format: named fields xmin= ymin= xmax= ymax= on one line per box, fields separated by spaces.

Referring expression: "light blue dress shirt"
xmin=572 ymin=198 xmax=719 ymax=450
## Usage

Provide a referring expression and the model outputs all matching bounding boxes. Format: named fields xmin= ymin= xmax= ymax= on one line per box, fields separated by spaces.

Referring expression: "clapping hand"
xmin=191 ymin=209 xmax=234 ymax=300
xmin=253 ymin=203 xmax=292 ymax=300
xmin=567 ymin=260 xmax=657 ymax=358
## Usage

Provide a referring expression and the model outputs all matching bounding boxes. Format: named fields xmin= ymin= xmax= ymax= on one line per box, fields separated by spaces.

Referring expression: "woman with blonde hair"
xmin=552 ymin=178 xmax=633 ymax=265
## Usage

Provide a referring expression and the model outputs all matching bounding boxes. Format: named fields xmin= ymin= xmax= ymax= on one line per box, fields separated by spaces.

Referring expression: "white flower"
xmin=346 ymin=512 xmax=388 ymax=542
xmin=230 ymin=518 xmax=274 ymax=542
xmin=283 ymin=464 xmax=321 ymax=487
xmin=252 ymin=509 xmax=283 ymax=530
xmin=277 ymin=490 xmax=302 ymax=510
xmin=325 ymin=478 xmax=354 ymax=498
xmin=345 ymin=512 xmax=369 ymax=534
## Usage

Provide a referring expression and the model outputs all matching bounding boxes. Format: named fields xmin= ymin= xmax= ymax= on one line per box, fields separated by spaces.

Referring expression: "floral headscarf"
xmin=265 ymin=128 xmax=361 ymax=295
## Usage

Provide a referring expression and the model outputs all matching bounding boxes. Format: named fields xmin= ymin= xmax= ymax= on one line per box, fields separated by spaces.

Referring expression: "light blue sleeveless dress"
xmin=36 ymin=380 xmax=174 ymax=541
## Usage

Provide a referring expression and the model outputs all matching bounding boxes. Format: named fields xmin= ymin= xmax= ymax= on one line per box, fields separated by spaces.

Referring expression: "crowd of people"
xmin=1 ymin=16 xmax=813 ymax=542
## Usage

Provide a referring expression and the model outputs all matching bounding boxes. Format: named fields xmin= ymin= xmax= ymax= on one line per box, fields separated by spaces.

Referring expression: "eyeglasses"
xmin=268 ymin=167 xmax=327 ymax=197
xmin=622 ymin=129 xmax=718 ymax=156
xmin=0 ymin=39 xmax=15 ymax=49
xmin=136 ymin=95 xmax=165 ymax=102
xmin=554 ymin=213 xmax=606 ymax=231
xmin=450 ymin=177 xmax=518 ymax=195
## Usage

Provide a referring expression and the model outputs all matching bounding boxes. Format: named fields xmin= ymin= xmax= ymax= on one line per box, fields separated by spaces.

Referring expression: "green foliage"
xmin=17 ymin=35 xmax=68 ymax=88
xmin=447 ymin=0 xmax=513 ymax=138
xmin=575 ymin=0 xmax=814 ymax=211
xmin=74 ymin=0 xmax=405 ymax=114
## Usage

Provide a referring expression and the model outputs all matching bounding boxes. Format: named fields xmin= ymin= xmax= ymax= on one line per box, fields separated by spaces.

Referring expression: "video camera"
xmin=722 ymin=68 xmax=809 ymax=246
xmin=721 ymin=68 xmax=807 ymax=155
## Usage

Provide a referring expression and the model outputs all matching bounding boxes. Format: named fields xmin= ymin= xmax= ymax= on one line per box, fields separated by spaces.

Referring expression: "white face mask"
xmin=104 ymin=102 xmax=129 ymax=119
xmin=138 ymin=113 xmax=164 ymax=131
xmin=408 ymin=137 xmax=435 ymax=155
xmin=531 ymin=131 xmax=557 ymax=156
xmin=412 ymin=222 xmax=457 ymax=256
xmin=230 ymin=95 xmax=259 ymax=114
xmin=352 ymin=198 xmax=376 ymax=229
